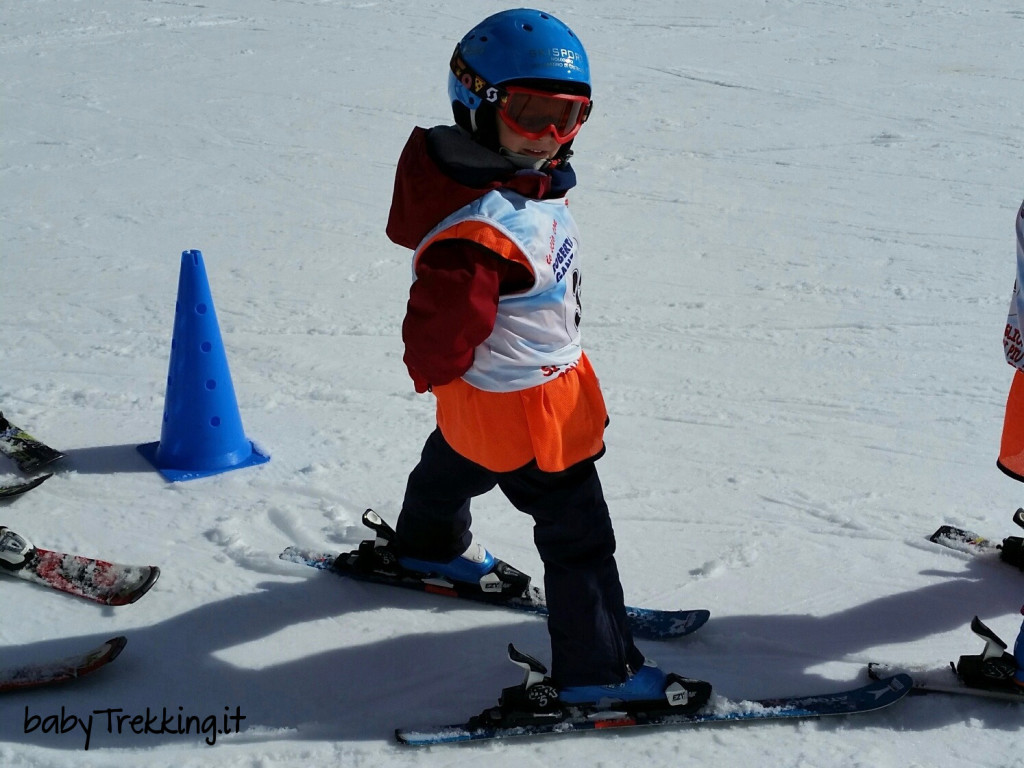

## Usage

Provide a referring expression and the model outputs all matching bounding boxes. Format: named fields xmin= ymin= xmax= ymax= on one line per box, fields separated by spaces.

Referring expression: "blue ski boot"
xmin=399 ymin=541 xmax=496 ymax=586
xmin=470 ymin=645 xmax=711 ymax=729
xmin=559 ymin=658 xmax=711 ymax=712
xmin=350 ymin=509 xmax=531 ymax=598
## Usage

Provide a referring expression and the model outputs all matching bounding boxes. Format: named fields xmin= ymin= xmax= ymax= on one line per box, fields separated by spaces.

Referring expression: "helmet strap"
xmin=499 ymin=147 xmax=550 ymax=171
xmin=451 ymin=45 xmax=505 ymax=109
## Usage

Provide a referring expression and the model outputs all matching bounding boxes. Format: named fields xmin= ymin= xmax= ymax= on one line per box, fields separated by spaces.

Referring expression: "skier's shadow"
xmin=0 ymin=553 xmax=1021 ymax=751
xmin=0 ymin=574 xmax=549 ymax=750
xmin=651 ymin=553 xmax=1023 ymax=731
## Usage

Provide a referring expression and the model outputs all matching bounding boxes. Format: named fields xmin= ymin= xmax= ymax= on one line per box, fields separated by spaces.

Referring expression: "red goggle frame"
xmin=497 ymin=86 xmax=592 ymax=144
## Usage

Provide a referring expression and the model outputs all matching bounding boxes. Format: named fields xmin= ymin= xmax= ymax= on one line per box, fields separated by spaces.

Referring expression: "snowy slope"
xmin=2 ymin=1 xmax=1023 ymax=765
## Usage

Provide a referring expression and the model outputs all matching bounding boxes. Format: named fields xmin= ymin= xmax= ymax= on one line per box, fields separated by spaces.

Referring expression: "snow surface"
xmin=2 ymin=0 xmax=1024 ymax=765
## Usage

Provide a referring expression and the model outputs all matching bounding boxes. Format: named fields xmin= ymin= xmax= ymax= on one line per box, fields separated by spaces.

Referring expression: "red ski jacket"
xmin=386 ymin=126 xmax=607 ymax=472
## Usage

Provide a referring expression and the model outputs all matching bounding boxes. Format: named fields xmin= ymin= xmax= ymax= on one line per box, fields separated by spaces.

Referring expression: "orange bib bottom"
xmin=433 ymin=352 xmax=607 ymax=473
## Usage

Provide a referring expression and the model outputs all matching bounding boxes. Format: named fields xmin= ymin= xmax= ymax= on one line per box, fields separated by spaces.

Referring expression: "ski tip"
xmin=866 ymin=663 xmax=920 ymax=686
xmin=108 ymin=566 xmax=160 ymax=606
xmin=395 ymin=726 xmax=468 ymax=746
xmin=626 ymin=607 xmax=710 ymax=641
xmin=879 ymin=672 xmax=914 ymax=701
xmin=30 ymin=452 xmax=66 ymax=473
xmin=0 ymin=473 xmax=54 ymax=500
xmin=75 ymin=636 xmax=129 ymax=680
xmin=132 ymin=566 xmax=160 ymax=603
xmin=686 ymin=608 xmax=712 ymax=629
xmin=105 ymin=636 xmax=129 ymax=662
xmin=279 ymin=546 xmax=336 ymax=569
xmin=858 ymin=667 xmax=915 ymax=699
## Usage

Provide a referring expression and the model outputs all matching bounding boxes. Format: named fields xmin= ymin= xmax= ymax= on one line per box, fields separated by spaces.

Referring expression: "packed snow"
xmin=2 ymin=1 xmax=1023 ymax=765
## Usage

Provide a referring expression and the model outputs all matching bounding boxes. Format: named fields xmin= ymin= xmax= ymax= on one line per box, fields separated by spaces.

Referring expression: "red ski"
xmin=0 ymin=636 xmax=127 ymax=693
xmin=1 ymin=528 xmax=159 ymax=606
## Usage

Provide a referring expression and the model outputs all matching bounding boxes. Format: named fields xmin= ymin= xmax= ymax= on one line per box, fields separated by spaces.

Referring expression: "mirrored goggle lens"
xmin=501 ymin=91 xmax=590 ymax=141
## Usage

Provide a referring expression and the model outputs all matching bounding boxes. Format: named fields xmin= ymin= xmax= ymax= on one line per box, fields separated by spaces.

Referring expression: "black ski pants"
xmin=396 ymin=428 xmax=644 ymax=687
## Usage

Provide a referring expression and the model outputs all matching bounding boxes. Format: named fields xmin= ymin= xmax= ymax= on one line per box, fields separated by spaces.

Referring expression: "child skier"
xmin=996 ymin=199 xmax=1024 ymax=688
xmin=365 ymin=9 xmax=710 ymax=717
xmin=998 ymin=200 xmax=1024 ymax=482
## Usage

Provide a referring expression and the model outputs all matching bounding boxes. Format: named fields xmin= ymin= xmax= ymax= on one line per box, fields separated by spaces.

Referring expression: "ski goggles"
xmin=497 ymin=86 xmax=592 ymax=144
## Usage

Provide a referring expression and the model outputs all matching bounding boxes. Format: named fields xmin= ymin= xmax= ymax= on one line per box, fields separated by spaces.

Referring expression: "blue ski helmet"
xmin=448 ymin=9 xmax=591 ymax=134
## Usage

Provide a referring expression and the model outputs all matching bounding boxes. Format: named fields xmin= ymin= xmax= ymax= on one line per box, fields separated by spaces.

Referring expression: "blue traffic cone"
xmin=138 ymin=250 xmax=269 ymax=481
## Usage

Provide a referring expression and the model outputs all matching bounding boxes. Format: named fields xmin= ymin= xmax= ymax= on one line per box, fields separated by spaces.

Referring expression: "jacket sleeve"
xmin=401 ymin=240 xmax=505 ymax=392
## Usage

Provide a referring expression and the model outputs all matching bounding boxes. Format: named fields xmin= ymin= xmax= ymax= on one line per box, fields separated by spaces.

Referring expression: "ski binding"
xmin=868 ymin=615 xmax=1024 ymax=701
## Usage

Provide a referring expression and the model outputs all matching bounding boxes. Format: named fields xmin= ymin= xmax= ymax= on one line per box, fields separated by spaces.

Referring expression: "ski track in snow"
xmin=3 ymin=1 xmax=1024 ymax=766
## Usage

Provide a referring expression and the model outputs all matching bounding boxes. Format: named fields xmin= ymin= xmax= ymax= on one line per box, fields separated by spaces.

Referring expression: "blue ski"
xmin=280 ymin=545 xmax=708 ymax=641
xmin=395 ymin=673 xmax=912 ymax=746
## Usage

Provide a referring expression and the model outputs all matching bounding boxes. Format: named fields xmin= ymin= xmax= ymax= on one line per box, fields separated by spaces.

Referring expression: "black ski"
xmin=0 ymin=473 xmax=53 ymax=499
xmin=0 ymin=412 xmax=65 ymax=474
xmin=928 ymin=509 xmax=1024 ymax=570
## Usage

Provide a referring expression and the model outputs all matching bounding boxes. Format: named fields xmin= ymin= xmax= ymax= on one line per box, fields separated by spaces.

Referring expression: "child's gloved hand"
xmin=410 ymin=370 xmax=430 ymax=394
xmin=1000 ymin=536 xmax=1024 ymax=571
